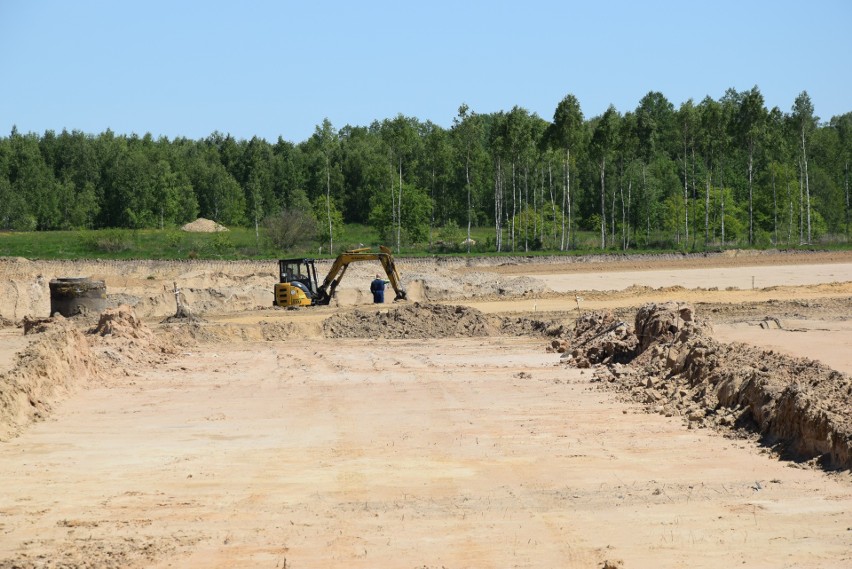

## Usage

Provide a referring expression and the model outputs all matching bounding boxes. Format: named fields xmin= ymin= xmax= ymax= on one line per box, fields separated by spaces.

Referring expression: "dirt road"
xmin=0 ymin=251 xmax=851 ymax=568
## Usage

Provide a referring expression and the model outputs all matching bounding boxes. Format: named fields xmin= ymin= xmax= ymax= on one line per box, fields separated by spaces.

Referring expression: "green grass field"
xmin=0 ymin=225 xmax=848 ymax=261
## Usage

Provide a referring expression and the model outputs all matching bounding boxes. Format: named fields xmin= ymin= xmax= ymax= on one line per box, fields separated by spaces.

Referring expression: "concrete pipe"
xmin=49 ymin=277 xmax=107 ymax=317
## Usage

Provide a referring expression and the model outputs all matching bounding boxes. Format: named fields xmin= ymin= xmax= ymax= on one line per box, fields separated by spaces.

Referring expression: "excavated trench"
xmin=2 ymin=301 xmax=850 ymax=471
xmin=555 ymin=302 xmax=852 ymax=470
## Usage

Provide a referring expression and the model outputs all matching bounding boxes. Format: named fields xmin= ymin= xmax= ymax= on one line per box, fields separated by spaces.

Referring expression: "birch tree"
xmin=549 ymin=94 xmax=584 ymax=250
xmin=832 ymin=113 xmax=852 ymax=238
xmin=310 ymin=119 xmax=340 ymax=254
xmin=591 ymin=106 xmax=619 ymax=249
xmin=452 ymin=104 xmax=480 ymax=253
xmin=677 ymin=100 xmax=697 ymax=246
xmin=792 ymin=91 xmax=817 ymax=243
xmin=735 ymin=86 xmax=766 ymax=245
xmin=379 ymin=115 xmax=421 ymax=250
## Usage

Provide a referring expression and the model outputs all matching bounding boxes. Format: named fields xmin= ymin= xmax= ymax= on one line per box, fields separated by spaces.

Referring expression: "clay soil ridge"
xmin=555 ymin=303 xmax=852 ymax=470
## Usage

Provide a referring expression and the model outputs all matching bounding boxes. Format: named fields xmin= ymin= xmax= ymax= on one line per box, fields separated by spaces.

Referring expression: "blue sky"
xmin=1 ymin=0 xmax=849 ymax=143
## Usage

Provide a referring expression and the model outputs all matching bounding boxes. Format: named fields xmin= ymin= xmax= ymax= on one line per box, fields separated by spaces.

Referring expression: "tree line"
xmin=1 ymin=87 xmax=849 ymax=253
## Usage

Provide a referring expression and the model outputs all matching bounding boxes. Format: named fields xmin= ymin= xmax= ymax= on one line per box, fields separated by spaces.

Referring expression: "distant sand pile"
xmin=180 ymin=218 xmax=229 ymax=233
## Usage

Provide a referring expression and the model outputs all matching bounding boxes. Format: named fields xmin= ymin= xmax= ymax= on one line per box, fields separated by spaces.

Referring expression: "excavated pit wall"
xmin=0 ymin=318 xmax=101 ymax=440
xmin=0 ymin=306 xmax=176 ymax=440
xmin=556 ymin=302 xmax=852 ymax=470
xmin=1 ymin=250 xmax=803 ymax=322
xmin=0 ymin=257 xmax=548 ymax=322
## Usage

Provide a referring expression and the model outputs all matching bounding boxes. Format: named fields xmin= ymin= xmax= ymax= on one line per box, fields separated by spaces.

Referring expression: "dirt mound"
xmin=0 ymin=307 xmax=176 ymax=440
xmin=634 ymin=302 xmax=707 ymax=351
xmin=498 ymin=315 xmax=568 ymax=338
xmin=323 ymin=303 xmax=498 ymax=339
xmin=22 ymin=315 xmax=56 ymax=334
xmin=180 ymin=218 xmax=229 ymax=233
xmin=0 ymin=318 xmax=101 ymax=440
xmin=93 ymin=305 xmax=151 ymax=338
xmin=555 ymin=310 xmax=636 ymax=366
xmin=0 ymin=533 xmax=201 ymax=569
xmin=91 ymin=306 xmax=177 ymax=368
xmin=560 ymin=302 xmax=852 ymax=470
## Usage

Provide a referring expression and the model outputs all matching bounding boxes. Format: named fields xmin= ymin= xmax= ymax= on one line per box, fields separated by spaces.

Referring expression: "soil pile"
xmin=90 ymin=305 xmax=177 ymax=368
xmin=550 ymin=311 xmax=636 ymax=366
xmin=94 ymin=305 xmax=151 ymax=339
xmin=498 ymin=315 xmax=568 ymax=338
xmin=322 ymin=303 xmax=570 ymax=340
xmin=0 ymin=317 xmax=101 ymax=440
xmin=180 ymin=218 xmax=229 ymax=232
xmin=0 ymin=533 xmax=200 ymax=569
xmin=0 ymin=307 xmax=174 ymax=440
xmin=560 ymin=302 xmax=852 ymax=470
xmin=323 ymin=303 xmax=498 ymax=339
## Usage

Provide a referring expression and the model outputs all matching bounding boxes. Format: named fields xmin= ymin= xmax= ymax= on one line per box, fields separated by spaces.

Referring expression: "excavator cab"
xmin=274 ymin=258 xmax=320 ymax=307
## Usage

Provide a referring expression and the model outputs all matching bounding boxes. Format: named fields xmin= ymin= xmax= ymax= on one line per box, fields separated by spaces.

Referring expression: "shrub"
xmin=263 ymin=209 xmax=318 ymax=251
xmin=165 ymin=230 xmax=184 ymax=250
xmin=80 ymin=229 xmax=134 ymax=253
xmin=210 ymin=231 xmax=233 ymax=254
xmin=432 ymin=221 xmax=464 ymax=252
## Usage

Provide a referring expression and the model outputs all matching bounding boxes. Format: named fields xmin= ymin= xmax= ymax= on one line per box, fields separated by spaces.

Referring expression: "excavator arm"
xmin=314 ymin=245 xmax=406 ymax=305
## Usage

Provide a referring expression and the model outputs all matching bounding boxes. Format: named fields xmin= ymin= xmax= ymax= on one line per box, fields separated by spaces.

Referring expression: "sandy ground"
xmin=713 ymin=320 xmax=852 ymax=375
xmin=1 ymin=251 xmax=851 ymax=568
xmin=530 ymin=262 xmax=852 ymax=292
xmin=0 ymin=329 xmax=31 ymax=375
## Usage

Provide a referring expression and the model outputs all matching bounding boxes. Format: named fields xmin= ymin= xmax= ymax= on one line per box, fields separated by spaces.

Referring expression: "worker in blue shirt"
xmin=370 ymin=274 xmax=389 ymax=303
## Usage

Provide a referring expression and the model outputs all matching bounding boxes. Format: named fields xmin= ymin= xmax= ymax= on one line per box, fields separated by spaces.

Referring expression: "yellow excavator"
xmin=273 ymin=245 xmax=406 ymax=307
